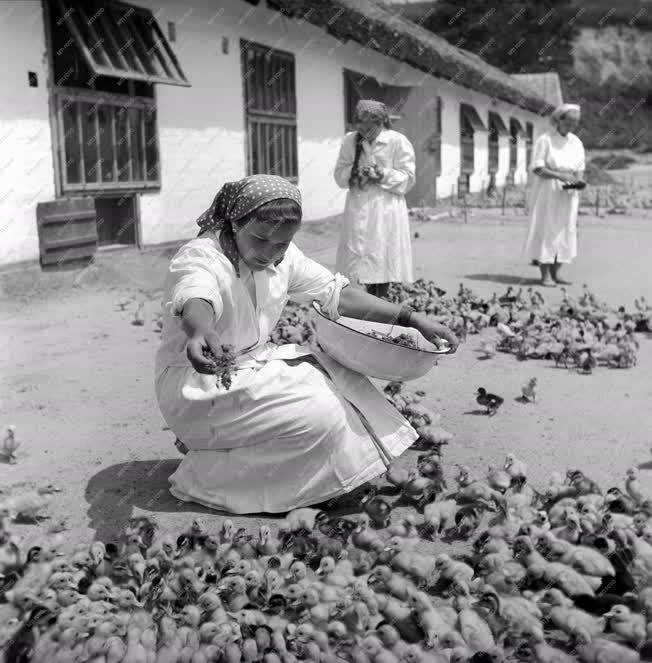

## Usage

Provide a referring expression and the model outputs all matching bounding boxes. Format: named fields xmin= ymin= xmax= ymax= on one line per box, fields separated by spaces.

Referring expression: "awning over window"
xmin=510 ymin=117 xmax=526 ymax=136
xmin=488 ymin=111 xmax=509 ymax=136
xmin=460 ymin=103 xmax=487 ymax=132
xmin=344 ymin=69 xmax=412 ymax=126
xmin=55 ymin=0 xmax=190 ymax=87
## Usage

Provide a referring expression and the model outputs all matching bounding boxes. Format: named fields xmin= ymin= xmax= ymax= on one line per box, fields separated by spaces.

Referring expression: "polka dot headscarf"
xmin=196 ymin=175 xmax=302 ymax=277
xmin=355 ymin=99 xmax=390 ymax=129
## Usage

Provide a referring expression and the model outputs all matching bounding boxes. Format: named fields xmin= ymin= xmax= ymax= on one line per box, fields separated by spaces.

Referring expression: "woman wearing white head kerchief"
xmin=523 ymin=103 xmax=586 ymax=286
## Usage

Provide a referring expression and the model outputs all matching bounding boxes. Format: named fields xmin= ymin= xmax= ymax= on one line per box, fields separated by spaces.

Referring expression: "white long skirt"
xmin=156 ymin=349 xmax=417 ymax=514
xmin=336 ymin=185 xmax=413 ymax=286
xmin=524 ymin=177 xmax=579 ymax=264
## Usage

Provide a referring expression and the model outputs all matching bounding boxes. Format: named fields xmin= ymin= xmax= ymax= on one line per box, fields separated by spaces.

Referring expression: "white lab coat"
xmin=524 ymin=130 xmax=586 ymax=264
xmin=334 ymin=129 xmax=416 ymax=285
xmin=154 ymin=234 xmax=417 ymax=514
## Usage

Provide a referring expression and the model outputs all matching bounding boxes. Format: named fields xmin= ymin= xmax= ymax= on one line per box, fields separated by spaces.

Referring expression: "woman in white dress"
xmin=334 ymin=99 xmax=416 ymax=299
xmin=155 ymin=175 xmax=458 ymax=515
xmin=524 ymin=103 xmax=586 ymax=286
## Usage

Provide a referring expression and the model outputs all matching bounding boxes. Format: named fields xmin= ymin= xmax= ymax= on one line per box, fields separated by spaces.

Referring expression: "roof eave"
xmin=260 ymin=0 xmax=552 ymax=116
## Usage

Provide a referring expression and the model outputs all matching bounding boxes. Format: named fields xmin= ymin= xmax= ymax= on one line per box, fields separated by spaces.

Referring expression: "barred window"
xmin=526 ymin=122 xmax=534 ymax=168
xmin=488 ymin=111 xmax=508 ymax=173
xmin=56 ymin=88 xmax=158 ymax=192
xmin=509 ymin=117 xmax=525 ymax=172
xmin=241 ymin=40 xmax=298 ymax=181
xmin=460 ymin=103 xmax=486 ymax=174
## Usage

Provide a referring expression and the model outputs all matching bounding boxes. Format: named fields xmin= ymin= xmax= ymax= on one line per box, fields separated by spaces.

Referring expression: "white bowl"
xmin=311 ymin=302 xmax=450 ymax=381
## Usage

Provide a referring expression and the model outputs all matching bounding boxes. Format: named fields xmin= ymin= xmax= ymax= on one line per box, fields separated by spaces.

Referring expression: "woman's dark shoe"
xmin=175 ymin=438 xmax=189 ymax=455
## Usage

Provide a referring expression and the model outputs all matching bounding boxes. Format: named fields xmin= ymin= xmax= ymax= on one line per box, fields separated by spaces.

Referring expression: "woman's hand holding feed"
xmin=410 ymin=313 xmax=459 ymax=353
xmin=182 ymin=298 xmax=220 ymax=374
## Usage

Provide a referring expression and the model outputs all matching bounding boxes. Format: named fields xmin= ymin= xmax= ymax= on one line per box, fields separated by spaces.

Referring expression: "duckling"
xmin=503 ymin=454 xmax=528 ymax=480
xmin=521 ymin=378 xmax=537 ymax=403
xmin=368 ymin=565 xmax=415 ymax=601
xmin=475 ymin=388 xmax=503 ymax=416
xmin=362 ymin=491 xmax=393 ymax=529
xmin=625 ymin=468 xmax=646 ymax=504
xmin=285 ymin=508 xmax=324 ymax=533
xmin=132 ymin=302 xmax=145 ymax=326
xmin=476 ymin=336 xmax=497 ymax=358
xmin=376 ymin=623 xmax=409 ymax=658
xmin=486 ymin=466 xmax=511 ymax=493
xmin=315 ymin=556 xmax=353 ymax=587
xmin=361 ymin=634 xmax=402 ymax=663
xmin=384 ymin=538 xmax=436 ymax=582
xmin=450 ymin=466 xmax=470 ymax=491
xmin=384 ymin=463 xmax=411 ymax=492
xmin=572 ymin=628 xmax=640 ymax=663
xmin=454 ymin=595 xmax=495 ymax=652
xmin=1 ymin=425 xmax=19 ymax=464
xmin=406 ymin=589 xmax=449 ymax=649
xmin=423 ymin=499 xmax=458 ymax=539
xmin=383 ymin=515 xmax=417 ymax=540
xmin=523 ymin=625 xmax=576 ymax=663
xmin=402 ymin=471 xmax=435 ymax=503
xmin=603 ymin=605 xmax=646 ymax=648
xmin=434 ymin=554 xmax=474 ymax=584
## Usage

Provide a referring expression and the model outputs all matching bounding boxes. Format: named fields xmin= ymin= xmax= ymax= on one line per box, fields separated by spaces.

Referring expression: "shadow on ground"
xmin=84 ymin=459 xmax=233 ymax=542
xmin=465 ymin=273 xmax=541 ymax=286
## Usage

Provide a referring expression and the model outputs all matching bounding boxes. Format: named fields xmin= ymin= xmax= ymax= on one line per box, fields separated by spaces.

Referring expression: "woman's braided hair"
xmin=348 ymin=132 xmax=366 ymax=190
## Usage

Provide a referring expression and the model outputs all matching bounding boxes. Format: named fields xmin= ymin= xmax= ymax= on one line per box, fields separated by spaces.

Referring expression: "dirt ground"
xmin=1 ymin=209 xmax=652 ymax=554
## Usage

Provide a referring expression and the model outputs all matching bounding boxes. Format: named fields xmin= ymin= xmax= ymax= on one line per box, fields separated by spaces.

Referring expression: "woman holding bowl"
xmin=155 ymin=175 xmax=457 ymax=514
xmin=524 ymin=103 xmax=586 ymax=286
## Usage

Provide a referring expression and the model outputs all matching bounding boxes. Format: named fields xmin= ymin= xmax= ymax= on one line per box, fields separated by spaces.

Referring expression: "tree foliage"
xmin=420 ymin=0 xmax=579 ymax=74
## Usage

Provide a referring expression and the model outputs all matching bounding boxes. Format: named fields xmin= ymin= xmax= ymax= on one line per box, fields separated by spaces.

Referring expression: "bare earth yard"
xmin=1 ymin=209 xmax=652 ymax=553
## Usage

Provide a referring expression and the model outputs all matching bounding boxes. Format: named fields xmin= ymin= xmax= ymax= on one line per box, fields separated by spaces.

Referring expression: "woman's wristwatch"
xmin=397 ymin=305 xmax=416 ymax=327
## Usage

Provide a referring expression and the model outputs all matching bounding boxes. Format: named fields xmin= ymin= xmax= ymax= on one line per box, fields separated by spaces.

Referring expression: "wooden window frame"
xmin=241 ymin=39 xmax=298 ymax=182
xmin=54 ymin=87 xmax=160 ymax=195
xmin=53 ymin=0 xmax=190 ymax=87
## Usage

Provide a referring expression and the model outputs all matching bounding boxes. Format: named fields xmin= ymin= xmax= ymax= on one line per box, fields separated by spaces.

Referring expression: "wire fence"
xmin=411 ymin=175 xmax=652 ymax=223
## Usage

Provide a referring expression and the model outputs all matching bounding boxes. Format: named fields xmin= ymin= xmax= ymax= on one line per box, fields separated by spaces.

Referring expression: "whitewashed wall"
xmin=0 ymin=1 xmax=56 ymax=266
xmin=0 ymin=0 xmax=550 ymax=266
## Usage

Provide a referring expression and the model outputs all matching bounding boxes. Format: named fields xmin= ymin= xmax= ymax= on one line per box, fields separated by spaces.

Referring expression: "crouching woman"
xmin=155 ymin=175 xmax=457 ymax=515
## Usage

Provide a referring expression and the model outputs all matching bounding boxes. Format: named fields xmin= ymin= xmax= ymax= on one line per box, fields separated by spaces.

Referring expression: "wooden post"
xmin=463 ymin=194 xmax=468 ymax=224
xmin=595 ymin=187 xmax=600 ymax=216
xmin=501 ymin=185 xmax=507 ymax=216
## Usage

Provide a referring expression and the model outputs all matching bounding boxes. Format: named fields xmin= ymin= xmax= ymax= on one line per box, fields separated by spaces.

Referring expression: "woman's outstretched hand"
xmin=186 ymin=331 xmax=223 ymax=374
xmin=411 ymin=315 xmax=459 ymax=353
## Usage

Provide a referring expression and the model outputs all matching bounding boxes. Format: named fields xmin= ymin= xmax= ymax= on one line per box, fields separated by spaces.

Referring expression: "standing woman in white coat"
xmin=524 ymin=103 xmax=586 ymax=286
xmin=334 ymin=99 xmax=416 ymax=299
